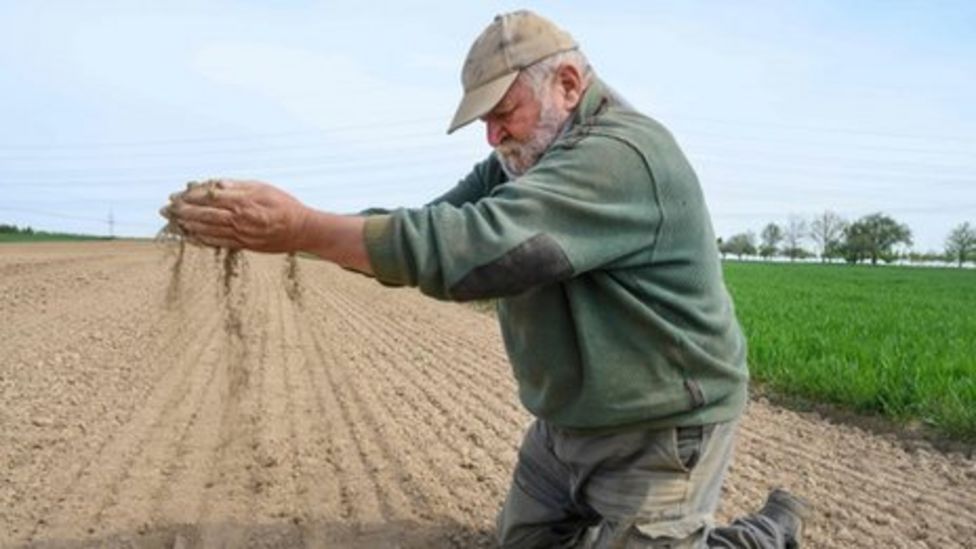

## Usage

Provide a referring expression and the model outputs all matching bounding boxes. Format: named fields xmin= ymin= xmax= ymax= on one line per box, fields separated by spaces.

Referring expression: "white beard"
xmin=495 ymin=93 xmax=569 ymax=179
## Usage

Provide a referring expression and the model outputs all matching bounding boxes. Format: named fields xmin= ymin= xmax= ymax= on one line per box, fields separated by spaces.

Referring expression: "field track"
xmin=1 ymin=241 xmax=974 ymax=548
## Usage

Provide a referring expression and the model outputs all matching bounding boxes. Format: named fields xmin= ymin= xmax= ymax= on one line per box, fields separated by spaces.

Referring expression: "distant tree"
xmin=721 ymin=232 xmax=757 ymax=260
xmin=809 ymin=211 xmax=847 ymax=263
xmin=783 ymin=214 xmax=808 ymax=262
xmin=0 ymin=224 xmax=32 ymax=235
xmin=841 ymin=213 xmax=913 ymax=265
xmin=781 ymin=247 xmax=816 ymax=260
xmin=759 ymin=223 xmax=783 ymax=259
xmin=945 ymin=222 xmax=976 ymax=267
xmin=906 ymin=251 xmax=946 ymax=264
xmin=823 ymin=240 xmax=847 ymax=262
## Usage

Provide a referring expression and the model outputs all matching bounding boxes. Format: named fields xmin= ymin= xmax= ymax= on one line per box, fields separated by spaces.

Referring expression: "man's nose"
xmin=486 ymin=119 xmax=506 ymax=147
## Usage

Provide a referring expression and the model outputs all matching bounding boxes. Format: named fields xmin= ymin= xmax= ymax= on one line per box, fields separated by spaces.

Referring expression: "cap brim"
xmin=447 ymin=71 xmax=520 ymax=134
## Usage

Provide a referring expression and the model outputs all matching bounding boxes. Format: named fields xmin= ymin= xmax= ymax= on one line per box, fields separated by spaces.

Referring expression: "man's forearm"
xmin=298 ymin=208 xmax=373 ymax=275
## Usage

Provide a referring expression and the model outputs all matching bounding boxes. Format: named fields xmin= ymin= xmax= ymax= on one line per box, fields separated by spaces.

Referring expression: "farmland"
xmin=1 ymin=242 xmax=975 ymax=548
xmin=0 ymin=232 xmax=113 ymax=243
xmin=724 ymin=261 xmax=976 ymax=440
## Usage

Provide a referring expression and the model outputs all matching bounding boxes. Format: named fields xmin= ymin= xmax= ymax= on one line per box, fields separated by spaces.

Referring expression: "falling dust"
xmin=159 ymin=179 xmax=307 ymax=400
xmin=217 ymin=247 xmax=249 ymax=397
xmin=163 ymin=238 xmax=186 ymax=309
xmin=284 ymin=252 xmax=302 ymax=305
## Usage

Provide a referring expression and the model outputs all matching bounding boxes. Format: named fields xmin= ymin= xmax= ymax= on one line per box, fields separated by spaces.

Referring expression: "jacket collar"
xmin=569 ymin=77 xmax=612 ymax=130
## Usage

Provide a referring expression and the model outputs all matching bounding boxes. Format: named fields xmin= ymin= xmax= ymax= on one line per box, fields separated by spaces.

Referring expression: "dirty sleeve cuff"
xmin=363 ymin=214 xmax=408 ymax=286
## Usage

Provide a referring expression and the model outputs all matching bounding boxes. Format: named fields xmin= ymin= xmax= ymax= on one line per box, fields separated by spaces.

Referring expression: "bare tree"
xmin=759 ymin=223 xmax=783 ymax=259
xmin=809 ymin=210 xmax=846 ymax=262
xmin=783 ymin=214 xmax=808 ymax=262
xmin=945 ymin=222 xmax=976 ymax=267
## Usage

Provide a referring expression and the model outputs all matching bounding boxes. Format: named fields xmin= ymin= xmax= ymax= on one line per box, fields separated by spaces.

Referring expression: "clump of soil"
xmin=156 ymin=180 xmax=216 ymax=243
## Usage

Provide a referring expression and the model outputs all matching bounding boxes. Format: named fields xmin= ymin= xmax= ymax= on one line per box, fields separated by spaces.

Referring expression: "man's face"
xmin=481 ymin=76 xmax=569 ymax=178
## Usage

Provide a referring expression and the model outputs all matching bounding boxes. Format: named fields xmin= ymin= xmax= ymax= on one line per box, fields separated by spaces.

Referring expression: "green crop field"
xmin=723 ymin=261 xmax=976 ymax=440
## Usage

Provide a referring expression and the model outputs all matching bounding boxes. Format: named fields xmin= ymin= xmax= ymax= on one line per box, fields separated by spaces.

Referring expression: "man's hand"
xmin=162 ymin=179 xmax=309 ymax=253
xmin=160 ymin=179 xmax=373 ymax=275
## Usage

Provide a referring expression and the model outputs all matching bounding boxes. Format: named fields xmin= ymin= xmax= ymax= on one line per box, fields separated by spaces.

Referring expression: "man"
xmin=164 ymin=10 xmax=811 ymax=548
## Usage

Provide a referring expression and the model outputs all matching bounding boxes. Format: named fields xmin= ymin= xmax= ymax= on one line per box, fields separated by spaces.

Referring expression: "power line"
xmin=663 ymin=112 xmax=976 ymax=145
xmin=4 ymin=136 xmax=973 ymax=180
xmin=0 ymin=143 xmax=476 ymax=180
xmin=692 ymin=157 xmax=975 ymax=186
xmin=2 ymin=111 xmax=970 ymax=153
xmin=676 ymin=129 xmax=975 ymax=157
xmin=0 ymin=116 xmax=445 ymax=152
xmin=0 ymin=206 xmax=157 ymax=229
xmin=4 ymin=155 xmax=973 ymax=190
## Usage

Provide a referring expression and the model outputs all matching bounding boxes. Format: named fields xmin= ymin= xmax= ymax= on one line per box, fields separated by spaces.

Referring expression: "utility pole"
xmin=108 ymin=208 xmax=115 ymax=238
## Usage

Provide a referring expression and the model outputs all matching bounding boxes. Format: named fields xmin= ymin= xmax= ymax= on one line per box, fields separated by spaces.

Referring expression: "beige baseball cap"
xmin=447 ymin=10 xmax=578 ymax=134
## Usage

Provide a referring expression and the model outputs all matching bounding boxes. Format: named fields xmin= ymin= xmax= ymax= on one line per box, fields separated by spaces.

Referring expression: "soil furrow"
xmin=310 ymin=279 xmax=517 ymax=407
xmin=276 ymin=281 xmax=344 ymax=546
xmin=306 ymin=314 xmax=406 ymax=525
xmin=28 ymin=313 xmax=222 ymax=544
xmin=147 ymin=327 xmax=232 ymax=530
xmin=328 ymin=328 xmax=509 ymax=526
xmin=291 ymin=304 xmax=363 ymax=526
xmin=734 ymin=423 xmax=976 ymax=536
xmin=295 ymin=304 xmax=389 ymax=529
xmin=3 ymin=244 xmax=974 ymax=549
xmin=195 ymin=255 xmax=271 ymax=547
xmin=314 ymin=300 xmax=520 ymax=477
xmin=3 ymin=280 xmax=219 ymax=546
xmin=245 ymin=268 xmax=304 ymax=546
xmin=736 ymin=422 xmax=976 ymax=516
xmin=94 ymin=329 xmax=224 ymax=537
xmin=315 ymin=285 xmax=526 ymax=451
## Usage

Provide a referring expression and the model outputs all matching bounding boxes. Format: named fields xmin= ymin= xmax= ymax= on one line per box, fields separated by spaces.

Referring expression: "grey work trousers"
xmin=496 ymin=418 xmax=787 ymax=548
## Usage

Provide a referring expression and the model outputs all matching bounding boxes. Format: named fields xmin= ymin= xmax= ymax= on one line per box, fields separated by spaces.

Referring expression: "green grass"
xmin=0 ymin=232 xmax=113 ymax=243
xmin=723 ymin=261 xmax=976 ymax=440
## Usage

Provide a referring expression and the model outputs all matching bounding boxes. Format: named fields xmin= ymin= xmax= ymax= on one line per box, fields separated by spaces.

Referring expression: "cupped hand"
xmin=160 ymin=179 xmax=310 ymax=253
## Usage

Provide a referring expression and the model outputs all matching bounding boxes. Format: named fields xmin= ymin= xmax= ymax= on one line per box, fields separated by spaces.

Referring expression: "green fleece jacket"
xmin=363 ymin=79 xmax=748 ymax=432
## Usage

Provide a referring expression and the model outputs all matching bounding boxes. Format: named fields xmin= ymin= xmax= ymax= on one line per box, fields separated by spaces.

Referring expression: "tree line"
xmin=0 ymin=224 xmax=37 ymax=235
xmin=718 ymin=212 xmax=976 ymax=268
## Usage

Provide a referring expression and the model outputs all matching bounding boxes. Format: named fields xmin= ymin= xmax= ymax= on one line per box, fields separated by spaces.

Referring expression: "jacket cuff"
xmin=363 ymin=214 xmax=407 ymax=285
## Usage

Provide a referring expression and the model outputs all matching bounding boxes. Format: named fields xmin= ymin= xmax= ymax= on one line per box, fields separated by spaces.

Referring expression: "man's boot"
xmin=758 ymin=488 xmax=812 ymax=548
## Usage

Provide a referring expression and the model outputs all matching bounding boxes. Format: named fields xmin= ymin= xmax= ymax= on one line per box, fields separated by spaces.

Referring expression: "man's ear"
xmin=555 ymin=64 xmax=584 ymax=111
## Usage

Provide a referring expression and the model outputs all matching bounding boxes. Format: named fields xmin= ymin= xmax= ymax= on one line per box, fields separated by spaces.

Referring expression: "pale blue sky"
xmin=1 ymin=1 xmax=973 ymax=252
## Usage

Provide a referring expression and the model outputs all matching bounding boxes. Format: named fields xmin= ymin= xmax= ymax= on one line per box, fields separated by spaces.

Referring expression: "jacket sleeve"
xmin=363 ymin=136 xmax=662 ymax=301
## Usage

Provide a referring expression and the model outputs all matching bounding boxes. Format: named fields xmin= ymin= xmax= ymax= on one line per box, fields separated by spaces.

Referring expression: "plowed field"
xmin=1 ymin=242 xmax=974 ymax=548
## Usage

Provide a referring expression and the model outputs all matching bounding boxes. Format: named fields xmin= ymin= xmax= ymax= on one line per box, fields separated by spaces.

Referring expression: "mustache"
xmin=495 ymin=140 xmax=524 ymax=157
xmin=493 ymin=100 xmax=569 ymax=177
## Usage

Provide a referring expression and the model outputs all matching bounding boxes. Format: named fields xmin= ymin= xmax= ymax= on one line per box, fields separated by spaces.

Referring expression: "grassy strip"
xmin=724 ymin=261 xmax=975 ymax=440
xmin=0 ymin=232 xmax=113 ymax=243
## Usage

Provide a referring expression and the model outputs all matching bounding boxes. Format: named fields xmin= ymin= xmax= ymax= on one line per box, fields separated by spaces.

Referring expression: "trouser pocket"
xmin=675 ymin=425 xmax=707 ymax=471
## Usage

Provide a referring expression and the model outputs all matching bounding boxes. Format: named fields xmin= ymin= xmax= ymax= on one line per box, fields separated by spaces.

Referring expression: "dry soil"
xmin=1 ymin=241 xmax=974 ymax=548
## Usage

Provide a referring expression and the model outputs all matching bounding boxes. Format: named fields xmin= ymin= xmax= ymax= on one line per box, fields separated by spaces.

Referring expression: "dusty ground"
xmin=1 ymin=241 xmax=974 ymax=548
